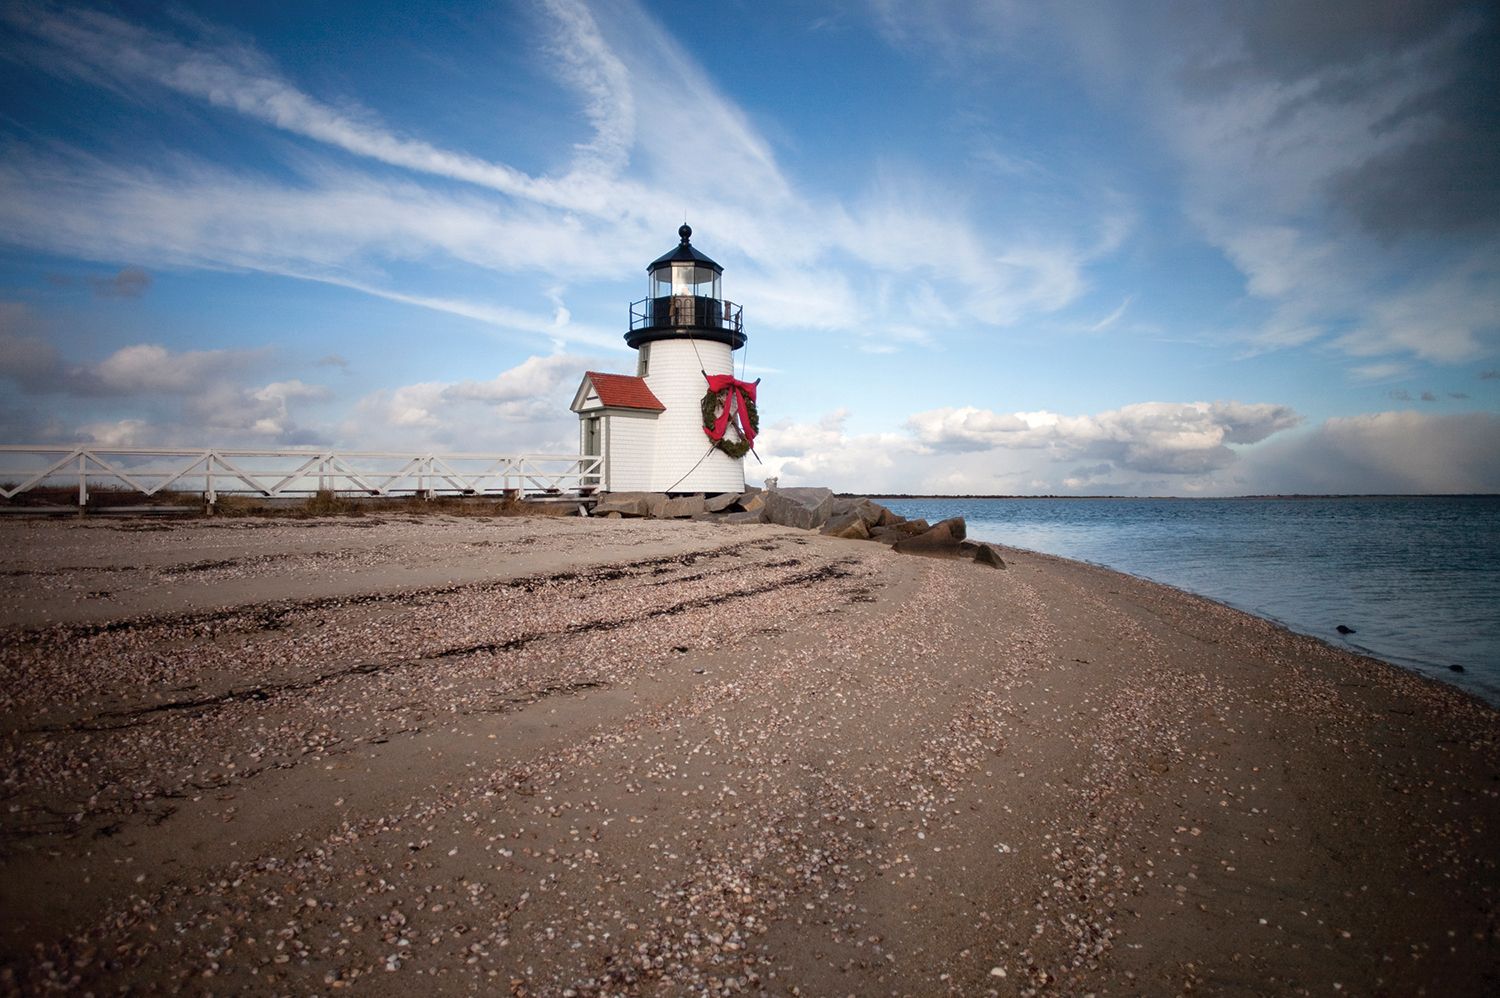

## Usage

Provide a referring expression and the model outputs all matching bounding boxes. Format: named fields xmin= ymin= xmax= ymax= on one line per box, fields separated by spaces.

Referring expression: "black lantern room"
xmin=626 ymin=225 xmax=746 ymax=350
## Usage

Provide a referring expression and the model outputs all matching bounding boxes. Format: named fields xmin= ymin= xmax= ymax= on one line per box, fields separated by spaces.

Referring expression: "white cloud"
xmin=0 ymin=2 xmax=617 ymax=212
xmin=247 ymin=380 xmax=334 ymax=436
xmin=907 ymin=400 xmax=1300 ymax=474
xmin=73 ymin=418 xmax=149 ymax=448
xmin=879 ymin=3 xmax=1500 ymax=370
xmin=756 ymin=409 xmax=920 ymax=487
xmin=0 ymin=0 xmax=1125 ymax=359
xmin=345 ymin=353 xmax=593 ymax=451
xmin=1089 ymin=295 xmax=1132 ymax=332
xmin=93 ymin=343 xmax=255 ymax=395
xmin=1147 ymin=6 xmax=1500 ymax=367
xmin=754 ymin=398 xmax=1303 ymax=492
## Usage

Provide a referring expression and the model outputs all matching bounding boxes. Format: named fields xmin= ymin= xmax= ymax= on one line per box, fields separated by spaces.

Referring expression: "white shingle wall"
xmin=605 ymin=411 xmax=658 ymax=492
xmin=644 ymin=339 xmax=745 ymax=493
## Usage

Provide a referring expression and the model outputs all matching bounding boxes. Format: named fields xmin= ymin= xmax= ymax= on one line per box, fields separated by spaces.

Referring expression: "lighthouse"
xmin=572 ymin=225 xmax=755 ymax=494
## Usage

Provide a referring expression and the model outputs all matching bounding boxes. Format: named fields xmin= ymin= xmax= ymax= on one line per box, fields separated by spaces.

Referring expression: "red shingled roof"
xmin=584 ymin=371 xmax=665 ymax=411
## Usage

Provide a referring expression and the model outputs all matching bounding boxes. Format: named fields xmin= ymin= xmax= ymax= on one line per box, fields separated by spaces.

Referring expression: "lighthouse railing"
xmin=0 ymin=446 xmax=604 ymax=506
xmin=630 ymin=296 xmax=742 ymax=334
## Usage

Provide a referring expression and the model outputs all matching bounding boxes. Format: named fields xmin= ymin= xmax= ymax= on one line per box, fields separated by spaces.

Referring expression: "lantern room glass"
xmin=651 ymin=264 xmax=720 ymax=301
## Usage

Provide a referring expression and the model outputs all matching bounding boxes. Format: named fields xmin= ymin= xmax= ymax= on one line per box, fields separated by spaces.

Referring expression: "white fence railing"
xmin=0 ymin=447 xmax=603 ymax=505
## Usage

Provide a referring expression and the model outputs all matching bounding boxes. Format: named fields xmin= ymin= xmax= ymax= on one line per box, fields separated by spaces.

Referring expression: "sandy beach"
xmin=1 ymin=513 xmax=1496 ymax=996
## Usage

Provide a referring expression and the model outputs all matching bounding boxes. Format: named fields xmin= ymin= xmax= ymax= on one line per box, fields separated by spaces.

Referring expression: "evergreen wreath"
xmin=701 ymin=386 xmax=759 ymax=459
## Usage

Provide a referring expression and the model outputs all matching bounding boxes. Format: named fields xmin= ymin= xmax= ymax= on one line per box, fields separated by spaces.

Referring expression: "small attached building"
xmin=570 ymin=371 xmax=665 ymax=493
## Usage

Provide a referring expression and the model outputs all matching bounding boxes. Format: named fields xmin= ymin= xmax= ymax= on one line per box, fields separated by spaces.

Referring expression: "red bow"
xmin=704 ymin=374 xmax=758 ymax=449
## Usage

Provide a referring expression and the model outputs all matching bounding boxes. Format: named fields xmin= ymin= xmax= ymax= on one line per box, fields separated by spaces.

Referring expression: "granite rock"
xmin=659 ymin=495 xmax=707 ymax=518
xmin=821 ymin=510 xmax=871 ymax=539
xmin=593 ymin=492 xmax=660 ymax=517
xmin=704 ymin=492 xmax=741 ymax=513
xmin=763 ymin=487 xmax=834 ymax=530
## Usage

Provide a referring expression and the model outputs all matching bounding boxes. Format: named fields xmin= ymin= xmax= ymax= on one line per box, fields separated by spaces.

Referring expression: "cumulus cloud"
xmin=0 ymin=333 xmax=266 ymax=398
xmin=73 ymin=418 xmax=150 ymax=449
xmin=756 ymin=409 xmax=923 ymax=489
xmin=92 ymin=343 xmax=258 ymax=395
xmin=753 ymin=398 xmax=1305 ymax=493
xmin=345 ymin=353 xmax=594 ymax=451
xmin=907 ymin=400 xmax=1300 ymax=473
xmin=0 ymin=334 xmax=329 ymax=446
xmin=758 ymin=401 xmax=1491 ymax=496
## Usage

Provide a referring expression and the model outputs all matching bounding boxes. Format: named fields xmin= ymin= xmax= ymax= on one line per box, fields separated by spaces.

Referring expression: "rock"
xmin=704 ymin=492 xmax=741 ymax=513
xmin=901 ymin=517 xmax=964 ymax=544
xmin=763 ymin=487 xmax=834 ymax=530
xmin=867 ymin=526 xmax=904 ymax=546
xmin=820 ymin=509 xmax=860 ymax=534
xmin=739 ymin=492 xmax=766 ymax=513
xmin=932 ymin=516 xmax=967 ymax=541
xmin=821 ymin=511 xmax=871 ymax=539
xmin=722 ymin=510 xmax=766 ymax=525
xmin=1335 ymin=624 xmax=1356 ymax=635
xmin=659 ymin=495 xmax=707 ymax=518
xmin=1449 ymin=663 xmax=1466 ymax=673
xmin=892 ymin=517 xmax=969 ymax=559
xmin=880 ymin=518 xmax=930 ymax=536
xmin=603 ymin=511 xmax=623 ymax=519
xmin=594 ymin=492 xmax=660 ymax=517
xmin=972 ymin=543 xmax=1006 ymax=569
xmin=831 ymin=497 xmax=890 ymax=529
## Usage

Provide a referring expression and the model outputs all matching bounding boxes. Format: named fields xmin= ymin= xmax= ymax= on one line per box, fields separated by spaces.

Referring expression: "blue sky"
xmin=1 ymin=0 xmax=1497 ymax=495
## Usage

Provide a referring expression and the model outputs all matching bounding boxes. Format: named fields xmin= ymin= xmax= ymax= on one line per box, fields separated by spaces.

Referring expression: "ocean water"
xmin=877 ymin=496 xmax=1500 ymax=705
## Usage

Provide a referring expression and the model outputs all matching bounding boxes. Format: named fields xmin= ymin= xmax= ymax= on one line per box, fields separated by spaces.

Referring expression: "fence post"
xmin=77 ymin=452 xmax=87 ymax=507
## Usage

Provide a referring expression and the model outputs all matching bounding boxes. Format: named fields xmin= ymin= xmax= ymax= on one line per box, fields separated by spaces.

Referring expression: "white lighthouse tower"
xmin=572 ymin=225 xmax=751 ymax=494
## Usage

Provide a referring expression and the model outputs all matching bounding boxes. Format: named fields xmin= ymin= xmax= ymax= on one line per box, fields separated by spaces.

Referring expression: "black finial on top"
xmin=678 ymin=223 xmax=692 ymax=244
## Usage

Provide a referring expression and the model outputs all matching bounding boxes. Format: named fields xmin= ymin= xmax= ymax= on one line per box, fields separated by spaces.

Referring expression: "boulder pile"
xmin=589 ymin=486 xmax=1004 ymax=569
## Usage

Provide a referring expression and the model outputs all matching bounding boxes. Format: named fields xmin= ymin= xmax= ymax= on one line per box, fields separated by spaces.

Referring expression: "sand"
xmin=0 ymin=513 xmax=1496 ymax=996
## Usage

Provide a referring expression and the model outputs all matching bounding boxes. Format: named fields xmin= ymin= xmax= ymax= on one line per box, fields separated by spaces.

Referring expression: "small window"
xmin=637 ymin=343 xmax=650 ymax=377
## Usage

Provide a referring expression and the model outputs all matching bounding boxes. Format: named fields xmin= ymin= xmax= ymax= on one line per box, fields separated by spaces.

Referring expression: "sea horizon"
xmin=857 ymin=492 xmax=1500 ymax=500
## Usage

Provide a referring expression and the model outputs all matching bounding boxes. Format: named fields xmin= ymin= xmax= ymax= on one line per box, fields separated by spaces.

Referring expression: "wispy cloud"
xmin=1 ymin=2 xmax=612 ymax=211
xmin=1088 ymin=295 xmax=1132 ymax=332
xmin=0 ymin=0 xmax=1122 ymax=357
xmin=879 ymin=2 xmax=1500 ymax=370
